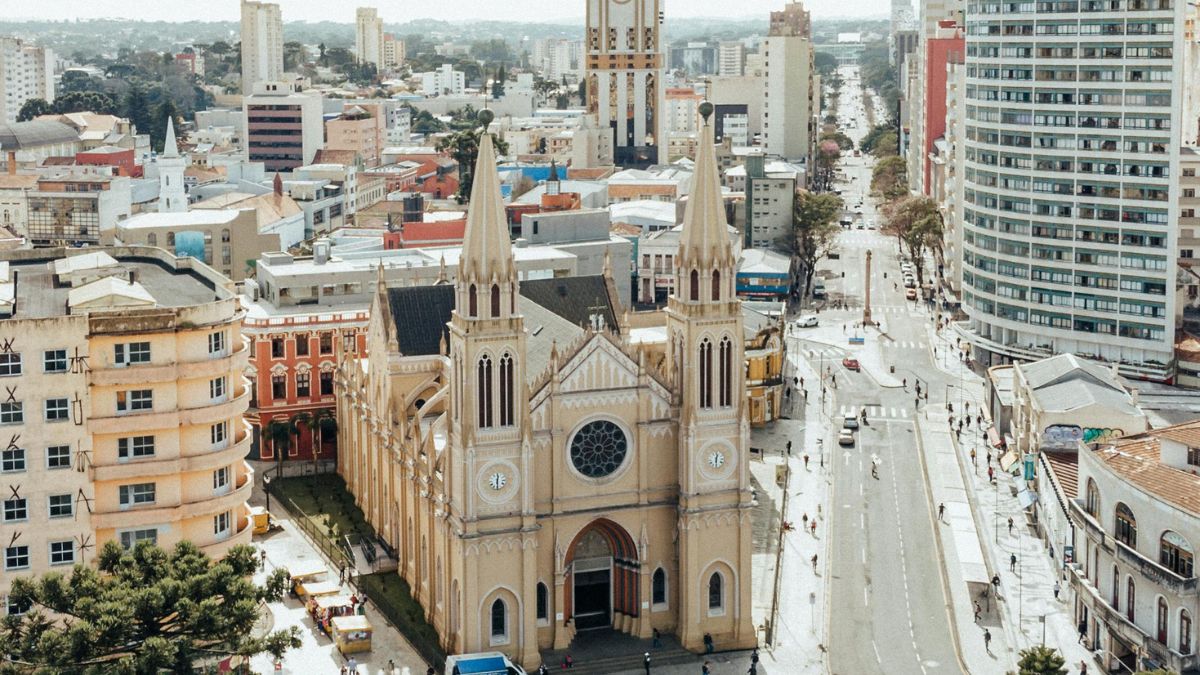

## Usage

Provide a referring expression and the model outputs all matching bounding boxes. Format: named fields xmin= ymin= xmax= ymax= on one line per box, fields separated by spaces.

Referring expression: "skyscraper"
xmin=959 ymin=0 xmax=1182 ymax=380
xmin=761 ymin=2 xmax=816 ymax=165
xmin=240 ymin=0 xmax=283 ymax=95
xmin=585 ymin=0 xmax=666 ymax=168
xmin=0 ymin=37 xmax=54 ymax=125
xmin=355 ymin=7 xmax=385 ymax=69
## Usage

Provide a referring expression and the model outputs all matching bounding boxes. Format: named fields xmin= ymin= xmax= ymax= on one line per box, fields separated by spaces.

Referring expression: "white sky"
xmin=16 ymin=0 xmax=890 ymax=23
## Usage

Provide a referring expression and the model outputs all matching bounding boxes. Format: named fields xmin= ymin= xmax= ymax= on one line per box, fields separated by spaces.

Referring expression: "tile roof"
xmin=1043 ymin=451 xmax=1079 ymax=500
xmin=1092 ymin=420 xmax=1200 ymax=513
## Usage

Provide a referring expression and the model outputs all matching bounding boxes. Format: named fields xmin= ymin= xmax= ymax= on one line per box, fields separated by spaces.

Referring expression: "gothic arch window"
xmin=1115 ymin=502 xmax=1137 ymax=547
xmin=469 ymin=285 xmax=478 ymax=317
xmin=1127 ymin=577 xmax=1136 ymax=622
xmin=707 ymin=572 xmax=724 ymax=615
xmin=490 ymin=598 xmax=507 ymax=643
xmin=699 ymin=338 xmax=713 ymax=409
xmin=1112 ymin=565 xmax=1120 ymax=610
xmin=719 ymin=336 xmax=733 ymax=408
xmin=477 ymin=355 xmax=493 ymax=428
xmin=499 ymin=353 xmax=514 ymax=427
xmin=536 ymin=582 xmax=549 ymax=622
xmin=491 ymin=284 xmax=501 ymax=318
xmin=690 ymin=269 xmax=699 ymax=301
xmin=712 ymin=270 xmax=721 ymax=301
xmin=652 ymin=568 xmax=667 ymax=607
xmin=1158 ymin=596 xmax=1169 ymax=643
xmin=1182 ymin=609 xmax=1193 ymax=655
xmin=1085 ymin=478 xmax=1100 ymax=517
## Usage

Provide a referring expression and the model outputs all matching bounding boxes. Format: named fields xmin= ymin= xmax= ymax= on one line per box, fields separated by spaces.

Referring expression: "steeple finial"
xmin=459 ymin=109 xmax=515 ymax=284
xmin=678 ymin=100 xmax=730 ymax=268
xmin=162 ymin=115 xmax=179 ymax=159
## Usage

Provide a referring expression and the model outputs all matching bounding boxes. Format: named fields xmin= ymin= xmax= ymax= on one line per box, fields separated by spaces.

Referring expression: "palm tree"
xmin=265 ymin=417 xmax=297 ymax=480
xmin=291 ymin=411 xmax=313 ymax=467
xmin=312 ymin=407 xmax=338 ymax=472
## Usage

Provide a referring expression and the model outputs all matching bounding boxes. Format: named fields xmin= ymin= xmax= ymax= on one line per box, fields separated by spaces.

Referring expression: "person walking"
xmin=969 ymin=448 xmax=977 ymax=466
xmin=810 ymin=520 xmax=817 ymax=537
xmin=786 ymin=440 xmax=793 ymax=456
xmin=1053 ymin=581 xmax=1061 ymax=600
xmin=938 ymin=502 xmax=946 ymax=521
xmin=643 ymin=652 xmax=651 ymax=675
xmin=1078 ymin=620 xmax=1088 ymax=644
xmin=983 ymin=629 xmax=992 ymax=654
xmin=751 ymin=648 xmax=759 ymax=667
xmin=653 ymin=627 xmax=662 ymax=649
xmin=1080 ymin=660 xmax=1088 ymax=674
xmin=974 ymin=601 xmax=982 ymax=622
xmin=1010 ymin=553 xmax=1018 ymax=572
xmin=1008 ymin=517 xmax=1014 ymax=534
xmin=803 ymin=454 xmax=810 ymax=469
xmin=702 ymin=662 xmax=712 ymax=675
xmin=987 ymin=466 xmax=995 ymax=483
xmin=811 ymin=553 xmax=819 ymax=572
xmin=538 ymin=666 xmax=549 ymax=675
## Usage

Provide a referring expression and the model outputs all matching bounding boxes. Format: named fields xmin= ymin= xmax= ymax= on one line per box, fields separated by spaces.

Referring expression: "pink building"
xmin=324 ymin=105 xmax=385 ymax=167
xmin=920 ymin=21 xmax=964 ymax=194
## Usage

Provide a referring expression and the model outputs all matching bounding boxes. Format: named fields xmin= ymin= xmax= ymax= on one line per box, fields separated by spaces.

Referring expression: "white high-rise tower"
xmin=157 ymin=116 xmax=187 ymax=214
xmin=240 ymin=0 xmax=284 ymax=95
xmin=355 ymin=7 xmax=385 ymax=69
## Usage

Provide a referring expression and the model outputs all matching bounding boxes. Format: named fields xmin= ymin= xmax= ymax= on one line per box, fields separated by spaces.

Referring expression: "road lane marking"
xmin=864 ymin=587 xmax=869 ymax=606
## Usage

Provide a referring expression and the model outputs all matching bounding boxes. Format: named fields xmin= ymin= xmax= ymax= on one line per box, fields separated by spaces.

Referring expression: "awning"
xmin=1000 ymin=450 xmax=1020 ymax=472
xmin=987 ymin=425 xmax=1003 ymax=448
xmin=1017 ymin=488 xmax=1039 ymax=510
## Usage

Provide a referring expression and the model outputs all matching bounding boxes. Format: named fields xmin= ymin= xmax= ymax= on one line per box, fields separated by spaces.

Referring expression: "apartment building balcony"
xmin=90 ymin=423 xmax=252 ymax=483
xmin=91 ymin=470 xmax=252 ymax=530
xmin=87 ymin=385 xmax=250 ymax=435
xmin=201 ymin=509 xmax=254 ymax=557
xmin=88 ymin=341 xmax=249 ymax=387
xmin=1114 ymin=539 xmax=1199 ymax=597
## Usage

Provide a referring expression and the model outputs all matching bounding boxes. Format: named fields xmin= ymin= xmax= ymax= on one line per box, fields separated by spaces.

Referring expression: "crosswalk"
xmin=823 ymin=304 xmax=919 ymax=315
xmin=803 ymin=348 xmax=842 ymax=360
xmin=838 ymin=405 xmax=912 ymax=420
xmin=884 ymin=340 xmax=927 ymax=350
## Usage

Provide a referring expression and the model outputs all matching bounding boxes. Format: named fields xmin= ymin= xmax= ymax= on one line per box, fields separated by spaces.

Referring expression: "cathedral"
xmin=334 ymin=105 xmax=756 ymax=667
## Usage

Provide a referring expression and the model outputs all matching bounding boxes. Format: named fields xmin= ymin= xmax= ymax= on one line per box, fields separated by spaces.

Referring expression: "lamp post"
xmin=263 ymin=474 xmax=272 ymax=515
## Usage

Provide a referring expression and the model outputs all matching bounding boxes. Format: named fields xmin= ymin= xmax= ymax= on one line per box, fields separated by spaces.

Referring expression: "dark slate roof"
xmin=386 ymin=285 xmax=455 ymax=356
xmin=0 ymin=120 xmax=79 ymax=151
xmin=384 ymin=276 xmax=620 ymax=357
xmin=519 ymin=276 xmax=618 ymax=330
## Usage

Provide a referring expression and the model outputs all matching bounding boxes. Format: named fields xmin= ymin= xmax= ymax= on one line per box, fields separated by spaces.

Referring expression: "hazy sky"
xmin=18 ymin=0 xmax=890 ymax=23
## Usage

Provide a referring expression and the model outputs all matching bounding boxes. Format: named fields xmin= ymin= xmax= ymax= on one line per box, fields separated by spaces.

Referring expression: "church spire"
xmin=677 ymin=101 xmax=733 ymax=271
xmin=460 ymin=109 xmax=515 ymax=285
xmin=162 ymin=115 xmax=179 ymax=159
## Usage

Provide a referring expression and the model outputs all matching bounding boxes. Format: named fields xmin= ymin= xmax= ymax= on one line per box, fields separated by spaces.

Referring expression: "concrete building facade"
xmin=355 ymin=7 xmax=385 ymax=70
xmin=761 ymin=2 xmax=816 ymax=165
xmin=0 ymin=38 xmax=54 ymax=126
xmin=243 ymin=82 xmax=325 ymax=172
xmin=240 ymin=0 xmax=284 ymax=96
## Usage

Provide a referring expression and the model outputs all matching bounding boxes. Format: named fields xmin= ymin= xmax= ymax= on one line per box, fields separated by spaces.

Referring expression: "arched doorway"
xmin=564 ymin=519 xmax=639 ymax=631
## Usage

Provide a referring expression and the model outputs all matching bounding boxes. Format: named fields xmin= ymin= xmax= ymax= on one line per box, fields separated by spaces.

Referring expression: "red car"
xmin=842 ymin=357 xmax=860 ymax=371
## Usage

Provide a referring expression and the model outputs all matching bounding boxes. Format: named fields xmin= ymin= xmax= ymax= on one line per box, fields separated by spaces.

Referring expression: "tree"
xmin=776 ymin=191 xmax=843 ymax=297
xmin=820 ymin=131 xmax=854 ymax=151
xmin=412 ymin=109 xmax=447 ymax=136
xmin=312 ymin=408 xmax=337 ymax=471
xmin=437 ymin=128 xmax=510 ymax=203
xmin=16 ymin=98 xmax=51 ymax=122
xmin=150 ymin=98 xmax=180 ymax=153
xmin=871 ymin=155 xmax=908 ymax=202
xmin=0 ymin=540 xmax=301 ymax=673
xmin=283 ymin=41 xmax=307 ymax=72
xmin=291 ymin=411 xmax=313 ymax=462
xmin=266 ymin=417 xmax=298 ymax=476
xmin=121 ymin=84 xmax=153 ymax=139
xmin=491 ymin=65 xmax=506 ymax=99
xmin=861 ymin=123 xmax=899 ymax=157
xmin=577 ymin=78 xmax=587 ymax=107
xmin=882 ymin=195 xmax=943 ymax=283
xmin=813 ymin=140 xmax=842 ymax=193
xmin=1013 ymin=646 xmax=1068 ymax=675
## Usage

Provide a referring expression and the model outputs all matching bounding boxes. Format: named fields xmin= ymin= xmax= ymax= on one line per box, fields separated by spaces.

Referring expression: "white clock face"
xmin=489 ymin=472 xmax=508 ymax=490
xmin=708 ymin=450 xmax=725 ymax=469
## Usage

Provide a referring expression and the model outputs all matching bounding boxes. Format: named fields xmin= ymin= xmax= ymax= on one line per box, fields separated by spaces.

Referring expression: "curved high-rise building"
xmin=960 ymin=0 xmax=1184 ymax=380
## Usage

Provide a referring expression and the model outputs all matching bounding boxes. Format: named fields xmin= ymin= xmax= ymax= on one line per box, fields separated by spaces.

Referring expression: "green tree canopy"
xmin=16 ymin=98 xmax=51 ymax=122
xmin=0 ymin=540 xmax=300 ymax=673
xmin=776 ymin=191 xmax=843 ymax=297
xmin=882 ymin=195 xmax=943 ymax=283
xmin=870 ymin=155 xmax=908 ymax=202
xmin=437 ymin=128 xmax=510 ymax=203
xmin=1013 ymin=646 xmax=1068 ymax=675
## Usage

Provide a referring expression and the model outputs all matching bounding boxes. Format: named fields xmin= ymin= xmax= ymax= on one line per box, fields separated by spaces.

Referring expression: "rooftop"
xmin=0 ymin=120 xmax=79 ymax=151
xmin=117 ymin=210 xmax=241 ymax=230
xmin=1092 ymin=421 xmax=1200 ymax=513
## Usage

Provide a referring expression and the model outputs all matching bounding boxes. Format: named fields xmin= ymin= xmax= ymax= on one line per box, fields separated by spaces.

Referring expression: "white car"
xmin=838 ymin=429 xmax=855 ymax=446
xmin=794 ymin=315 xmax=819 ymax=328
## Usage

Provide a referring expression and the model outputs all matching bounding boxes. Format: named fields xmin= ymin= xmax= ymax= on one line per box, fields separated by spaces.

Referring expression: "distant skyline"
xmin=16 ymin=0 xmax=890 ymax=23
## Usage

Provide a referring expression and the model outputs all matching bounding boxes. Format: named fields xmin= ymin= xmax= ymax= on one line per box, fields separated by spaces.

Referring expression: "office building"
xmin=761 ymin=2 xmax=817 ymax=165
xmin=27 ymin=173 xmax=132 ymax=247
xmin=0 ymin=38 xmax=54 ymax=126
xmin=718 ymin=41 xmax=745 ymax=77
xmin=355 ymin=7 xmax=385 ymax=70
xmin=959 ymin=0 xmax=1182 ymax=380
xmin=418 ymin=64 xmax=466 ymax=97
xmin=741 ymin=151 xmax=797 ymax=249
xmin=382 ymin=34 xmax=405 ymax=70
xmin=905 ymin=20 xmax=963 ymax=196
xmin=242 ymin=81 xmax=325 ymax=172
xmin=0 ymin=247 xmax=253 ymax=611
xmin=585 ymin=0 xmax=666 ymax=168
xmin=240 ymin=0 xmax=284 ymax=95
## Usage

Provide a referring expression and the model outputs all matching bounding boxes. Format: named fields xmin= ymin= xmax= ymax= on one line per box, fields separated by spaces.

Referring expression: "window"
xmin=0 ymin=353 xmax=22 ymax=376
xmin=320 ymin=371 xmax=334 ymax=396
xmin=213 ymin=466 xmax=230 ymax=492
xmin=296 ymin=372 xmax=310 ymax=398
xmin=209 ymin=376 xmax=226 ymax=400
xmin=477 ymin=356 xmax=493 ymax=428
xmin=1085 ymin=479 xmax=1100 ymax=516
xmin=490 ymin=599 xmax=507 ymax=643
xmin=44 ymin=398 xmax=69 ymax=422
xmin=208 ymin=332 xmax=227 ymax=355
xmin=5 ymin=545 xmax=29 ymax=570
xmin=699 ymin=339 xmax=713 ymax=409
xmin=119 ymin=528 xmax=157 ymax=549
xmin=6 ymin=595 xmax=30 ymax=616
xmin=1115 ymin=502 xmax=1137 ymax=547
xmin=116 ymin=390 xmax=152 ymax=413
xmin=1112 ymin=565 xmax=1121 ymax=609
xmin=536 ymin=583 xmax=548 ymax=622
xmin=46 ymin=445 xmax=70 ymax=469
xmin=0 ymin=402 xmax=21 ymax=425
xmin=491 ymin=284 xmax=501 ymax=317
xmin=42 ymin=350 xmax=67 ymax=373
xmin=119 ymin=483 xmax=156 ymax=508
xmin=114 ymin=342 xmax=150 ymax=365
xmin=1127 ymin=577 xmax=1136 ymax=622
xmin=271 ymin=338 xmax=285 ymax=358
xmin=271 ymin=374 xmax=286 ymax=399
xmin=1183 ymin=609 xmax=1193 ymax=655
xmin=117 ymin=432 xmax=157 ymax=458
xmin=211 ymin=421 xmax=228 ymax=446
xmin=499 ymin=354 xmax=514 ymax=427
xmin=295 ymin=335 xmax=309 ymax=357
xmin=49 ymin=540 xmax=73 ymax=566
xmin=1 ymin=447 xmax=23 ymax=473
xmin=1190 ymin=446 xmax=1200 ymax=467
xmin=712 ymin=270 xmax=721 ymax=301
xmin=719 ymin=337 xmax=733 ymax=408
xmin=3 ymin=498 xmax=26 ymax=522
xmin=214 ymin=511 xmax=231 ymax=537
xmin=48 ymin=494 xmax=72 ymax=518
xmin=652 ymin=568 xmax=667 ymax=606
xmin=319 ymin=333 xmax=333 ymax=354
xmin=469 ymin=284 xmax=478 ymax=317
xmin=690 ymin=269 xmax=699 ymax=301
xmin=1159 ymin=597 xmax=1169 ymax=643
xmin=1160 ymin=532 xmax=1194 ymax=578
xmin=708 ymin=572 xmax=724 ymax=614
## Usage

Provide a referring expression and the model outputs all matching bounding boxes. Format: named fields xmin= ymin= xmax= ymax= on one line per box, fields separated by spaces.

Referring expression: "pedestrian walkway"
xmin=837 ymin=404 xmax=910 ymax=420
xmin=882 ymin=340 xmax=927 ymax=350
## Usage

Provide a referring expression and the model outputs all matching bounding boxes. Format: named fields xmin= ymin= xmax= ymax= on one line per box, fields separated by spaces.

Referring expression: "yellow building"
xmin=0 ymin=247 xmax=252 ymax=613
xmin=743 ymin=308 xmax=786 ymax=426
xmin=335 ymin=111 xmax=756 ymax=667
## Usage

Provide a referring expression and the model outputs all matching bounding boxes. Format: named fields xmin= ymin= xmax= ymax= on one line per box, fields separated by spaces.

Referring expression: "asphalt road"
xmin=819 ymin=66 xmax=965 ymax=675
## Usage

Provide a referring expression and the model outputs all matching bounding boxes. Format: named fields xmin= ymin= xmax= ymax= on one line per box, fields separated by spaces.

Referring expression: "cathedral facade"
xmin=334 ymin=111 xmax=756 ymax=667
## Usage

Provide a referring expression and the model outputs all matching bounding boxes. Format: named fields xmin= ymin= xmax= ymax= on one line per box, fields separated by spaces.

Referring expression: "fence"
xmin=350 ymin=572 xmax=447 ymax=671
xmin=268 ymin=490 xmax=353 ymax=570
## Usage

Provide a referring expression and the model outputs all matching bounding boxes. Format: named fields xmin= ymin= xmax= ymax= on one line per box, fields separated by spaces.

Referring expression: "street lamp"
xmin=263 ymin=474 xmax=272 ymax=515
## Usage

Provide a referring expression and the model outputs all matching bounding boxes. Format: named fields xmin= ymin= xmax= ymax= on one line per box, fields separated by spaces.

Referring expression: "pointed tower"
xmin=157 ymin=115 xmax=187 ymax=214
xmin=666 ymin=101 xmax=755 ymax=652
xmin=546 ymin=159 xmax=560 ymax=196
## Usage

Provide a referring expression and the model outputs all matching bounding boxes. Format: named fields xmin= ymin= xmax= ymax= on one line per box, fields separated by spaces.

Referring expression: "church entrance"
xmin=564 ymin=519 xmax=639 ymax=633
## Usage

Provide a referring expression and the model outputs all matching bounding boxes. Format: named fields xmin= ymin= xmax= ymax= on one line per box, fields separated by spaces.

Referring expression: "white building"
xmin=418 ymin=64 xmax=465 ymax=97
xmin=382 ymin=34 xmax=405 ymax=70
xmin=240 ymin=0 xmax=284 ymax=95
xmin=534 ymin=38 xmax=582 ymax=83
xmin=960 ymin=0 xmax=1182 ymax=381
xmin=156 ymin=118 xmax=186 ymax=214
xmin=355 ymin=7 xmax=385 ymax=70
xmin=718 ymin=41 xmax=745 ymax=77
xmin=0 ymin=38 xmax=54 ymax=125
xmin=242 ymin=82 xmax=325 ymax=172
xmin=761 ymin=2 xmax=815 ymax=164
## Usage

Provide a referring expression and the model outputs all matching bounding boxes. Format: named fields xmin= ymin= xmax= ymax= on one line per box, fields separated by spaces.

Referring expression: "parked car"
xmin=842 ymin=357 xmax=861 ymax=371
xmin=838 ymin=429 xmax=856 ymax=446
xmin=795 ymin=315 xmax=819 ymax=328
xmin=904 ymin=277 xmax=916 ymax=289
xmin=906 ymin=288 xmax=918 ymax=300
xmin=843 ymin=415 xmax=860 ymax=430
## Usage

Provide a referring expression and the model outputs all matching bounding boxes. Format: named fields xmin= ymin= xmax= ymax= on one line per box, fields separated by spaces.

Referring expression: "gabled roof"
xmin=1018 ymin=353 xmax=1122 ymax=392
xmin=0 ymin=120 xmax=79 ymax=150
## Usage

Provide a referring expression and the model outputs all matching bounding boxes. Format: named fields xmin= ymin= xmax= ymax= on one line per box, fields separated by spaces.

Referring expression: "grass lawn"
xmin=270 ymin=473 xmax=377 ymax=543
xmin=358 ymin=572 xmax=446 ymax=668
